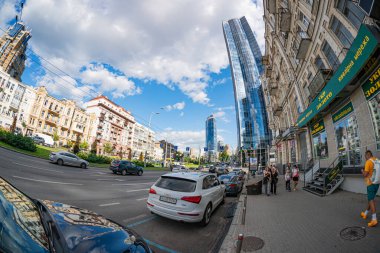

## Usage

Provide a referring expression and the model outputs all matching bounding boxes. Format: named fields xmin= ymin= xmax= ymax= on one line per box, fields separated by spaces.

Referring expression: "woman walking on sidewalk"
xmin=270 ymin=166 xmax=279 ymax=195
xmin=292 ymin=165 xmax=300 ymax=191
xmin=285 ymin=169 xmax=291 ymax=192
xmin=263 ymin=167 xmax=271 ymax=196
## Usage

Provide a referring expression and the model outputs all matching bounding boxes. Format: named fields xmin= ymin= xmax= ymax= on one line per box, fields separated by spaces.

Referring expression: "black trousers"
xmin=285 ymin=180 xmax=291 ymax=191
xmin=270 ymin=180 xmax=277 ymax=194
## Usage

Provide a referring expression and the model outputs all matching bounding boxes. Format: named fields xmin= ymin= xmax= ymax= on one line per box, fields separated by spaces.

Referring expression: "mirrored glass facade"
xmin=223 ymin=16 xmax=270 ymax=150
xmin=205 ymin=115 xmax=217 ymax=153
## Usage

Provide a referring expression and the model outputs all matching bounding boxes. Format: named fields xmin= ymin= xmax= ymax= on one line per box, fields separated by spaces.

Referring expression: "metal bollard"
xmin=242 ymin=207 xmax=246 ymax=225
xmin=236 ymin=233 xmax=244 ymax=253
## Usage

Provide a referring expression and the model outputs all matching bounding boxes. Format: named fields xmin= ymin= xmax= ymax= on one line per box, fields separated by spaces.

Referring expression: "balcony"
xmin=279 ymin=9 xmax=291 ymax=32
xmin=45 ymin=116 xmax=58 ymax=125
xmin=48 ymin=106 xmax=60 ymax=115
xmin=269 ymin=82 xmax=278 ymax=96
xmin=296 ymin=31 xmax=311 ymax=59
xmin=265 ymin=67 xmax=272 ymax=78
xmin=308 ymin=69 xmax=333 ymax=102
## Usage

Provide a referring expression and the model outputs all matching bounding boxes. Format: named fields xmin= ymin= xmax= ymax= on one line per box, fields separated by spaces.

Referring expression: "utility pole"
xmin=164 ymin=139 xmax=168 ymax=167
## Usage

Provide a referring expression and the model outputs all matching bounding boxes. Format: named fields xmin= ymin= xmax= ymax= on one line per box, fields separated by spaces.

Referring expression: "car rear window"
xmin=155 ymin=176 xmax=196 ymax=192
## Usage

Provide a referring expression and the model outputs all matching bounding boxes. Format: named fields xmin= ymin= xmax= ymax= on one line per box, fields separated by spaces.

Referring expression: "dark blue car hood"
xmin=0 ymin=178 xmax=151 ymax=253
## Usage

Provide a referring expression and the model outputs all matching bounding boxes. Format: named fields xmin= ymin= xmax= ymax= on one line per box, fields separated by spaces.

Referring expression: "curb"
xmin=219 ymin=188 xmax=247 ymax=252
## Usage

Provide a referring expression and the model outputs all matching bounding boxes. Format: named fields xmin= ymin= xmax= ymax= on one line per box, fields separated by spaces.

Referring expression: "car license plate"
xmin=159 ymin=196 xmax=177 ymax=204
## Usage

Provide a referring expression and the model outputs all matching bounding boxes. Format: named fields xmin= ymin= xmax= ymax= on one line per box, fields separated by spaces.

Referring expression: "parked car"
xmin=50 ymin=151 xmax=89 ymax=169
xmin=147 ymin=172 xmax=225 ymax=226
xmin=31 ymin=136 xmax=45 ymax=145
xmin=229 ymin=170 xmax=245 ymax=181
xmin=208 ymin=165 xmax=216 ymax=173
xmin=171 ymin=164 xmax=188 ymax=172
xmin=34 ymin=133 xmax=54 ymax=147
xmin=0 ymin=177 xmax=152 ymax=253
xmin=218 ymin=174 xmax=243 ymax=196
xmin=109 ymin=160 xmax=144 ymax=176
xmin=216 ymin=167 xmax=229 ymax=176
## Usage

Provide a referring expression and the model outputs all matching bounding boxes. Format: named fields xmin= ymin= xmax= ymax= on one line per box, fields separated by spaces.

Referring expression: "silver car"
xmin=50 ymin=151 xmax=89 ymax=169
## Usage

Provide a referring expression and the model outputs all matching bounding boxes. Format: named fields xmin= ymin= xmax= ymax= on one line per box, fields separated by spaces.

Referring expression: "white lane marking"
xmin=13 ymin=162 xmax=64 ymax=173
xmin=96 ymin=178 xmax=124 ymax=182
xmin=99 ymin=202 xmax=120 ymax=207
xmin=136 ymin=197 xmax=148 ymax=201
xmin=126 ymin=188 xmax=149 ymax=193
xmin=112 ymin=182 xmax=155 ymax=186
xmin=12 ymin=176 xmax=83 ymax=185
xmin=123 ymin=214 xmax=147 ymax=223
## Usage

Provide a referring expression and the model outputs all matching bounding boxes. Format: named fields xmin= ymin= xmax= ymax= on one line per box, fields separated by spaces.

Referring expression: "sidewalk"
xmin=220 ymin=178 xmax=379 ymax=253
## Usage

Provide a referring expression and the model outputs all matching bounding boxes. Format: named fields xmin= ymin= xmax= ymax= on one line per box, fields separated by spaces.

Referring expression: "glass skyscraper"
xmin=223 ymin=16 xmax=270 ymax=151
xmin=205 ymin=115 xmax=217 ymax=161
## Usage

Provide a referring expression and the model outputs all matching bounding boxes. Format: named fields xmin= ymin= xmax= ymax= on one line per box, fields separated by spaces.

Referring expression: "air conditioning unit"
xmin=358 ymin=0 xmax=380 ymax=20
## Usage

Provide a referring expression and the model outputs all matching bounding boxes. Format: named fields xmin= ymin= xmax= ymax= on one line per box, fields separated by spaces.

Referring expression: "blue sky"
xmin=0 ymin=0 xmax=265 ymax=151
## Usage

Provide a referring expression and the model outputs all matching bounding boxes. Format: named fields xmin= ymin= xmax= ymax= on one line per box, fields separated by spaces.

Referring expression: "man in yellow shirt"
xmin=361 ymin=150 xmax=379 ymax=227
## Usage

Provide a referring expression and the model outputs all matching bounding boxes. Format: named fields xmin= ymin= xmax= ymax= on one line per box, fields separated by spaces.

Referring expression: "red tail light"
xmin=149 ymin=188 xmax=157 ymax=194
xmin=181 ymin=196 xmax=202 ymax=204
xmin=230 ymin=184 xmax=237 ymax=188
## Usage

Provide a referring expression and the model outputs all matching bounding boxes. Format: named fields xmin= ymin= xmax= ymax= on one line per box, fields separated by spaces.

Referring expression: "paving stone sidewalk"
xmin=222 ymin=178 xmax=380 ymax=253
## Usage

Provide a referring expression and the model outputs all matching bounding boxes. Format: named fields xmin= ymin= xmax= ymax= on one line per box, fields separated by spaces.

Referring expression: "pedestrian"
xmin=361 ymin=150 xmax=379 ymax=227
xmin=292 ymin=165 xmax=299 ymax=191
xmin=270 ymin=166 xmax=279 ymax=195
xmin=263 ymin=167 xmax=271 ymax=196
xmin=285 ymin=169 xmax=291 ymax=192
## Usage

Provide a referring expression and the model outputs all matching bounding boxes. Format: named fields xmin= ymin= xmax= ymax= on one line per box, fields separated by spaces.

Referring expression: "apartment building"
xmin=130 ymin=122 xmax=155 ymax=160
xmin=84 ymin=96 xmax=135 ymax=158
xmin=0 ymin=69 xmax=36 ymax=133
xmin=262 ymin=0 xmax=380 ymax=194
xmin=26 ymin=86 xmax=94 ymax=145
xmin=153 ymin=142 xmax=164 ymax=161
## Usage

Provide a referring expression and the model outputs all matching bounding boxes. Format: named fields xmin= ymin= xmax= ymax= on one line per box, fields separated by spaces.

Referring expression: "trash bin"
xmin=246 ymin=180 xmax=262 ymax=195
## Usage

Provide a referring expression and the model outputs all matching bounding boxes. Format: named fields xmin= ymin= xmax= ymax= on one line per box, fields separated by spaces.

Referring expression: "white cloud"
xmin=80 ymin=64 xmax=141 ymax=98
xmin=159 ymin=129 xmax=205 ymax=150
xmin=213 ymin=110 xmax=230 ymax=123
xmin=14 ymin=0 xmax=264 ymax=104
xmin=163 ymin=101 xmax=186 ymax=111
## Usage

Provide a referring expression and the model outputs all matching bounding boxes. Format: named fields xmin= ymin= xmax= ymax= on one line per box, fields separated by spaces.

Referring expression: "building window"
xmin=313 ymin=130 xmax=328 ymax=159
xmin=321 ymin=41 xmax=340 ymax=71
xmin=299 ymin=11 xmax=310 ymax=28
xmin=336 ymin=0 xmax=365 ymax=30
xmin=330 ymin=16 xmax=354 ymax=48
xmin=314 ymin=55 xmax=326 ymax=70
xmin=44 ymin=100 xmax=48 ymax=106
xmin=367 ymin=93 xmax=380 ymax=150
xmin=303 ymin=0 xmax=313 ymax=6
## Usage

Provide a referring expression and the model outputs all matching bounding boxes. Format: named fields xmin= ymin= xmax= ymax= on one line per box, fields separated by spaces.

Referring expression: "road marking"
xmin=136 ymin=197 xmax=148 ymax=201
xmin=99 ymin=202 xmax=120 ymax=207
xmin=126 ymin=216 xmax=157 ymax=228
xmin=13 ymin=162 xmax=64 ymax=173
xmin=12 ymin=176 xmax=83 ymax=185
xmin=113 ymin=182 xmax=155 ymax=186
xmin=126 ymin=188 xmax=149 ymax=193
xmin=96 ymin=178 xmax=124 ymax=182
xmin=144 ymin=238 xmax=179 ymax=253
xmin=122 ymin=214 xmax=148 ymax=223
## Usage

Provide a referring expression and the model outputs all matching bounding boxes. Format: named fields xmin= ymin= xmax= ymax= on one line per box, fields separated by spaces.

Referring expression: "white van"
xmin=34 ymin=133 xmax=54 ymax=147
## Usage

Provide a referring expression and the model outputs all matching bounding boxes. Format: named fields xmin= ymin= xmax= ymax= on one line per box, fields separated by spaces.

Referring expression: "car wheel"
xmin=57 ymin=159 xmax=63 ymax=166
xmin=122 ymin=170 xmax=127 ymax=176
xmin=112 ymin=171 xmax=116 ymax=174
xmin=81 ymin=163 xmax=87 ymax=169
xmin=201 ymin=203 xmax=212 ymax=227
xmin=221 ymin=192 xmax=226 ymax=205
xmin=137 ymin=170 xmax=143 ymax=176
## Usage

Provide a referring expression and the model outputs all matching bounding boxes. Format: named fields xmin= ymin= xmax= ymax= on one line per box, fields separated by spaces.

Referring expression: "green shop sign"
xmin=362 ymin=65 xmax=380 ymax=100
xmin=296 ymin=24 xmax=380 ymax=127
xmin=311 ymin=119 xmax=325 ymax=136
xmin=332 ymin=102 xmax=354 ymax=124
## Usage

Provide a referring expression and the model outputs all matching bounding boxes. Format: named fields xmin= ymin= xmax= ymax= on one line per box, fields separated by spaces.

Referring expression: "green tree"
xmin=73 ymin=135 xmax=81 ymax=154
xmin=219 ymin=150 xmax=229 ymax=162
xmin=103 ymin=142 xmax=113 ymax=155
xmin=9 ymin=115 xmax=17 ymax=133
xmin=175 ymin=151 xmax=183 ymax=161
xmin=53 ymin=130 xmax=59 ymax=147
xmin=80 ymin=140 xmax=89 ymax=150
xmin=139 ymin=152 xmax=144 ymax=161
xmin=90 ymin=141 xmax=97 ymax=154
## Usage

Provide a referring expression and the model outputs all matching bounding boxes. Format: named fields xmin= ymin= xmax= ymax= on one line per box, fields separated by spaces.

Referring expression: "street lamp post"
xmin=144 ymin=112 xmax=159 ymax=168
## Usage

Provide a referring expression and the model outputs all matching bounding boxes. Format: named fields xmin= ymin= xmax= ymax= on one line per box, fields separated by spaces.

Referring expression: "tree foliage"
xmin=103 ymin=142 xmax=113 ymax=155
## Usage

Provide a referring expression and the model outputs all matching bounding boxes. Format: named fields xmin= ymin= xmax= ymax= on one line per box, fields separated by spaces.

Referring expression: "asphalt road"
xmin=0 ymin=147 xmax=238 ymax=253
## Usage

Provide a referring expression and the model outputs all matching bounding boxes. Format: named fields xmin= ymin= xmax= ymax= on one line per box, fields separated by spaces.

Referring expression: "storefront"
xmin=311 ymin=119 xmax=328 ymax=160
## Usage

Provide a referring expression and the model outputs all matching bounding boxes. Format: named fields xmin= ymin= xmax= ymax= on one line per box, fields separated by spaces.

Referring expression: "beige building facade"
xmin=262 ymin=0 xmax=380 ymax=194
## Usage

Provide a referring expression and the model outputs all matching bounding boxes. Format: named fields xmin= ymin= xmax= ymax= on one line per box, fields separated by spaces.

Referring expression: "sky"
xmin=0 ymin=0 xmax=265 ymax=151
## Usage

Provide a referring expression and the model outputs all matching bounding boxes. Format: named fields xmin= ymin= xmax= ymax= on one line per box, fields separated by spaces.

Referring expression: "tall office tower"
xmin=0 ymin=21 xmax=31 ymax=81
xmin=223 ymin=16 xmax=270 ymax=165
xmin=205 ymin=115 xmax=217 ymax=162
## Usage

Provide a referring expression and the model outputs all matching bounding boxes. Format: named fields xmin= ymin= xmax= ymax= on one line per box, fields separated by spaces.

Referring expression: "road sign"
xmin=186 ymin=147 xmax=190 ymax=151
xmin=204 ymin=147 xmax=208 ymax=152
xmin=174 ymin=146 xmax=178 ymax=151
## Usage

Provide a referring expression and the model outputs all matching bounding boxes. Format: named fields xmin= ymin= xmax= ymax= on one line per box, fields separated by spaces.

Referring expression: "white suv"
xmin=147 ymin=172 xmax=225 ymax=226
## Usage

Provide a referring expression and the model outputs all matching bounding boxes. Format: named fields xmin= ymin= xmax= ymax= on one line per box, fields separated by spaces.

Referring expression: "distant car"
xmin=109 ymin=160 xmax=144 ymax=176
xmin=0 ymin=177 xmax=152 ymax=253
xmin=34 ymin=133 xmax=54 ymax=147
xmin=216 ymin=167 xmax=229 ymax=176
xmin=208 ymin=165 xmax=216 ymax=173
xmin=147 ymin=172 xmax=225 ymax=226
xmin=50 ymin=151 xmax=89 ymax=169
xmin=31 ymin=136 xmax=45 ymax=145
xmin=171 ymin=165 xmax=188 ymax=172
xmin=218 ymin=174 xmax=243 ymax=196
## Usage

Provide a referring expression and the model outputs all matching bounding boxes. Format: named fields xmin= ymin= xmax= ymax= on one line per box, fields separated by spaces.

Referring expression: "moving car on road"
xmin=171 ymin=164 xmax=188 ymax=173
xmin=218 ymin=174 xmax=243 ymax=196
xmin=0 ymin=177 xmax=152 ymax=253
xmin=147 ymin=172 xmax=225 ymax=226
xmin=109 ymin=160 xmax=144 ymax=176
xmin=50 ymin=151 xmax=89 ymax=169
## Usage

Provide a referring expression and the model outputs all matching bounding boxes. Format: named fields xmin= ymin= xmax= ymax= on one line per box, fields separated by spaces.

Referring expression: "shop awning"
xmin=296 ymin=24 xmax=380 ymax=127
